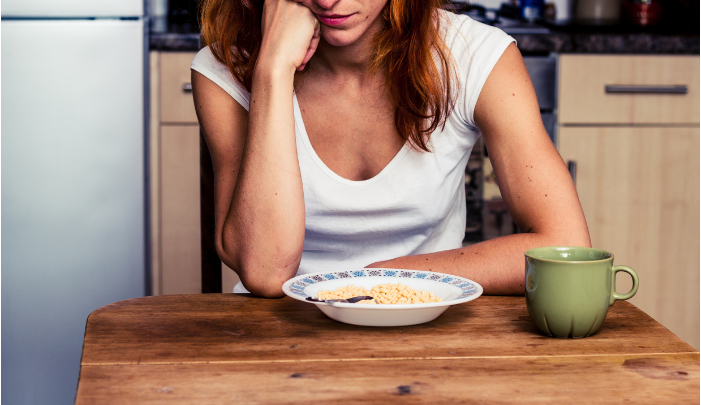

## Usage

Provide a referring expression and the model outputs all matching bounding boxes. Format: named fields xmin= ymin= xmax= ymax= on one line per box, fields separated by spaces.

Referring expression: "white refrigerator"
xmin=2 ymin=1 xmax=147 ymax=403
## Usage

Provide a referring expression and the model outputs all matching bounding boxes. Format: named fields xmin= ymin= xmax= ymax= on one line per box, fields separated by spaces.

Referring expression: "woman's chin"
xmin=320 ymin=28 xmax=363 ymax=48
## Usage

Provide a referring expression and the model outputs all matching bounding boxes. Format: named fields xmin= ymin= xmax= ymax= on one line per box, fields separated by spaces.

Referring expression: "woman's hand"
xmin=259 ymin=0 xmax=321 ymax=73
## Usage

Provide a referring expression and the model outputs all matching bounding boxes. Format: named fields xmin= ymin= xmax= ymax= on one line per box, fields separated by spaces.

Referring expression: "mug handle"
xmin=610 ymin=265 xmax=639 ymax=306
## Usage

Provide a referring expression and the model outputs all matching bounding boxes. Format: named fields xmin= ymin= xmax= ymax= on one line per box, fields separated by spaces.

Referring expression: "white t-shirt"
xmin=191 ymin=11 xmax=515 ymax=292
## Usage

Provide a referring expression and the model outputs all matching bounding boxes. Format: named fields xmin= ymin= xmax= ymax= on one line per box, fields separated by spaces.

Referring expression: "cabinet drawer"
xmin=160 ymin=125 xmax=201 ymax=294
xmin=559 ymin=126 xmax=700 ymax=349
xmin=559 ymin=55 xmax=699 ymax=125
xmin=160 ymin=52 xmax=198 ymax=124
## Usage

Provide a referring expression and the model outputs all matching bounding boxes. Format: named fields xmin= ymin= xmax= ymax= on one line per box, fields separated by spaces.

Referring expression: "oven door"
xmin=523 ymin=55 xmax=558 ymax=146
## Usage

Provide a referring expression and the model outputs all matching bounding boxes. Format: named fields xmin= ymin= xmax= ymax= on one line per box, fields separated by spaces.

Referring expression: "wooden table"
xmin=76 ymin=295 xmax=699 ymax=403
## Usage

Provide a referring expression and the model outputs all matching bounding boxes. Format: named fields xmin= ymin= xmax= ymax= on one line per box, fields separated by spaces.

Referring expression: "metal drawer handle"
xmin=605 ymin=85 xmax=688 ymax=94
xmin=182 ymin=83 xmax=193 ymax=92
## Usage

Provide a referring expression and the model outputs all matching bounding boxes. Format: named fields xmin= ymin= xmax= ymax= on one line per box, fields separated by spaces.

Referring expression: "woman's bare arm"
xmin=367 ymin=44 xmax=591 ymax=295
xmin=192 ymin=0 xmax=320 ymax=297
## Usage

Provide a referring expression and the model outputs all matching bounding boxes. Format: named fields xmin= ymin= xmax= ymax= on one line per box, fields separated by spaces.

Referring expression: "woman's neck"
xmin=308 ymin=17 xmax=385 ymax=78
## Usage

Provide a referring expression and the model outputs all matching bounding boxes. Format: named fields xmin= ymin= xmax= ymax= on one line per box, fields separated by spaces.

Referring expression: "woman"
xmin=191 ymin=0 xmax=591 ymax=297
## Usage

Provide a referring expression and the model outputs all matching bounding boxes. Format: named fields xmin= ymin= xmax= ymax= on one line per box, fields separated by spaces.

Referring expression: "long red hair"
xmin=200 ymin=0 xmax=456 ymax=152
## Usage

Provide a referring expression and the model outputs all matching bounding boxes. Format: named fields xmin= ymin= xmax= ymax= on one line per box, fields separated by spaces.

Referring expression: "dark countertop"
xmin=150 ymin=25 xmax=699 ymax=55
xmin=513 ymin=32 xmax=699 ymax=54
xmin=150 ymin=32 xmax=201 ymax=52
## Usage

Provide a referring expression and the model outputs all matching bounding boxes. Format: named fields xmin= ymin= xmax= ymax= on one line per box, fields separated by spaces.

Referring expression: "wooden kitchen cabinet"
xmin=160 ymin=125 xmax=201 ymax=294
xmin=150 ymin=51 xmax=239 ymax=295
xmin=559 ymin=55 xmax=699 ymax=125
xmin=160 ymin=52 xmax=200 ymax=124
xmin=558 ymin=54 xmax=700 ymax=349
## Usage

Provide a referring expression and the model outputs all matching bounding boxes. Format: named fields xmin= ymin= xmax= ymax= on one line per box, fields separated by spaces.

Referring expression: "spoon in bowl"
xmin=306 ymin=296 xmax=377 ymax=304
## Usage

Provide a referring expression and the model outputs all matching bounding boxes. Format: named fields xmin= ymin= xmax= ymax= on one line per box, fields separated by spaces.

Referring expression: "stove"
xmin=445 ymin=2 xmax=551 ymax=34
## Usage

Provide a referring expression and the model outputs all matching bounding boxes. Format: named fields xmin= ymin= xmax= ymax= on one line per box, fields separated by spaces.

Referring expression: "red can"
xmin=623 ymin=0 xmax=663 ymax=26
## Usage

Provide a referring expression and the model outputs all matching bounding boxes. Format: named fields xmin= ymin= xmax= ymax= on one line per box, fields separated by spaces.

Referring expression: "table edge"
xmin=81 ymin=350 xmax=700 ymax=367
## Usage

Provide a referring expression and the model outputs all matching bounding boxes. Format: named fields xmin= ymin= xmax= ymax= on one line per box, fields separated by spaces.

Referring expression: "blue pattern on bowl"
xmin=287 ymin=269 xmax=481 ymax=298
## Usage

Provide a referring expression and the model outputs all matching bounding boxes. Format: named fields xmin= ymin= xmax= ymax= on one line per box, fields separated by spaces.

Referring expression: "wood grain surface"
xmin=159 ymin=126 xmax=202 ymax=295
xmin=80 ymin=295 xmax=696 ymax=366
xmin=559 ymin=55 xmax=700 ymax=125
xmin=76 ymin=353 xmax=699 ymax=404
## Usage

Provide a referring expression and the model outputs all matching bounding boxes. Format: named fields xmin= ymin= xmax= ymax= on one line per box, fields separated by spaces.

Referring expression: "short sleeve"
xmin=191 ymin=46 xmax=251 ymax=111
xmin=440 ymin=11 xmax=516 ymax=129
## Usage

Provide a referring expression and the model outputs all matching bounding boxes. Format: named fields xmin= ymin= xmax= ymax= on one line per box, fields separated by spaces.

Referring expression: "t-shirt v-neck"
xmin=292 ymin=93 xmax=411 ymax=186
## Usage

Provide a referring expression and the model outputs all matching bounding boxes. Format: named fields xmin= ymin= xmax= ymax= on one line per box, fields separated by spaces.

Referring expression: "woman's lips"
xmin=316 ymin=13 xmax=353 ymax=26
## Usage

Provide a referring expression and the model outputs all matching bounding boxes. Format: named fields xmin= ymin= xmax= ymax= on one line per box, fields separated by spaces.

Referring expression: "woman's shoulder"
xmin=191 ymin=46 xmax=228 ymax=77
xmin=437 ymin=9 xmax=515 ymax=55
xmin=191 ymin=46 xmax=251 ymax=111
xmin=436 ymin=10 xmax=516 ymax=128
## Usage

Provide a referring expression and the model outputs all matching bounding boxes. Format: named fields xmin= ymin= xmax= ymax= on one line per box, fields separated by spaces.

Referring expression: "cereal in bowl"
xmin=317 ymin=283 xmax=442 ymax=304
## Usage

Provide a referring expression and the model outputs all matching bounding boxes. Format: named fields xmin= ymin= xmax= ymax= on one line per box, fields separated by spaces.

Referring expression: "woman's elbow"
xmin=568 ymin=215 xmax=592 ymax=247
xmin=238 ymin=273 xmax=287 ymax=298
xmin=237 ymin=259 xmax=300 ymax=298
xmin=216 ymin=220 xmax=303 ymax=297
xmin=527 ymin=219 xmax=591 ymax=249
xmin=551 ymin=223 xmax=591 ymax=248
xmin=217 ymin=242 xmax=300 ymax=298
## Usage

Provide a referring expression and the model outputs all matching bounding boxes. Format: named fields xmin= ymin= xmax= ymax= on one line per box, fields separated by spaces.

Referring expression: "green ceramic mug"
xmin=525 ymin=247 xmax=639 ymax=338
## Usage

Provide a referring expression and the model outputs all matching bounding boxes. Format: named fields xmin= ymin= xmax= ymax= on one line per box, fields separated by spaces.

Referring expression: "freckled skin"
xmin=367 ymin=44 xmax=590 ymax=294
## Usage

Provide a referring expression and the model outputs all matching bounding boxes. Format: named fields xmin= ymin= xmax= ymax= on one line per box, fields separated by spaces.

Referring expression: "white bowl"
xmin=281 ymin=268 xmax=483 ymax=327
